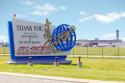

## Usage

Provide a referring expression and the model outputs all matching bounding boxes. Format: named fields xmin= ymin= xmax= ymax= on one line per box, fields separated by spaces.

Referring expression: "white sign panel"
xmin=12 ymin=19 xmax=69 ymax=56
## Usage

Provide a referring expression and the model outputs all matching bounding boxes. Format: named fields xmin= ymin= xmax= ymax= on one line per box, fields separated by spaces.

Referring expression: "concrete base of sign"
xmin=6 ymin=60 xmax=71 ymax=64
xmin=54 ymin=62 xmax=59 ymax=66
xmin=6 ymin=56 xmax=72 ymax=64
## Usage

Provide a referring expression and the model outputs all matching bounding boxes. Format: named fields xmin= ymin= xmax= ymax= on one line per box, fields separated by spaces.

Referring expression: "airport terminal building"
xmin=76 ymin=39 xmax=122 ymax=47
xmin=76 ymin=30 xmax=124 ymax=47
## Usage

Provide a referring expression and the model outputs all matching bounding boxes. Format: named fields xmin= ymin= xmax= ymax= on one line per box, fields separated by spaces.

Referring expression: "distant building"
xmin=0 ymin=42 xmax=9 ymax=47
xmin=116 ymin=29 xmax=119 ymax=40
xmin=0 ymin=42 xmax=4 ymax=47
xmin=76 ymin=30 xmax=124 ymax=47
xmin=76 ymin=39 xmax=122 ymax=47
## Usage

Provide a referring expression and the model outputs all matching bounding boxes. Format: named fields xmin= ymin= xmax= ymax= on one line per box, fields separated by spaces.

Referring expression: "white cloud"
xmin=31 ymin=3 xmax=67 ymax=16
xmin=80 ymin=11 xmax=86 ymax=15
xmin=79 ymin=12 xmax=125 ymax=23
xmin=100 ymin=33 xmax=125 ymax=42
xmin=60 ymin=6 xmax=67 ymax=10
xmin=121 ymin=37 xmax=125 ymax=41
xmin=21 ymin=0 xmax=67 ymax=16
xmin=32 ymin=3 xmax=58 ymax=16
xmin=79 ymin=12 xmax=93 ymax=22
xmin=22 ymin=0 xmax=33 ymax=6
xmin=100 ymin=33 xmax=116 ymax=40
xmin=80 ymin=16 xmax=93 ymax=22
xmin=0 ymin=35 xmax=8 ymax=42
xmin=99 ymin=33 xmax=125 ymax=42
xmin=16 ymin=14 xmax=29 ymax=18
xmin=94 ymin=12 xmax=125 ymax=23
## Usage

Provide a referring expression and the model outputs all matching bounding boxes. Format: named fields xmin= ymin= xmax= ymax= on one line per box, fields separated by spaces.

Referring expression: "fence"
xmin=0 ymin=47 xmax=125 ymax=59
xmin=0 ymin=47 xmax=9 ymax=55
xmin=70 ymin=46 xmax=125 ymax=59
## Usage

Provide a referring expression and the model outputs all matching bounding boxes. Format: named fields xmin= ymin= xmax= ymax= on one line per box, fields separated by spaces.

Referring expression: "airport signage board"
xmin=12 ymin=19 xmax=69 ymax=56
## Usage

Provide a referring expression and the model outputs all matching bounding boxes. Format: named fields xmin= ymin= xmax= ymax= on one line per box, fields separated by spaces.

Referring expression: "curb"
xmin=0 ymin=72 xmax=124 ymax=83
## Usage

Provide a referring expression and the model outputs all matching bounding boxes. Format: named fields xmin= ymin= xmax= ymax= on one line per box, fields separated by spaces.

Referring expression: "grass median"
xmin=0 ymin=55 xmax=125 ymax=82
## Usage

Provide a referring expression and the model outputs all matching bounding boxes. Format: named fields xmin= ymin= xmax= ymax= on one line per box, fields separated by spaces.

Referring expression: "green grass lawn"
xmin=0 ymin=55 xmax=125 ymax=82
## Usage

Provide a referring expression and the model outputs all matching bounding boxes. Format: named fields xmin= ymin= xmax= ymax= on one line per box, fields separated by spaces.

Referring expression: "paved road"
xmin=0 ymin=74 xmax=83 ymax=83
xmin=0 ymin=72 xmax=124 ymax=83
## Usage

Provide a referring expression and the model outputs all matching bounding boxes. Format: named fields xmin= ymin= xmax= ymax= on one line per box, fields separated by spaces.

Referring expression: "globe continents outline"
xmin=52 ymin=24 xmax=76 ymax=52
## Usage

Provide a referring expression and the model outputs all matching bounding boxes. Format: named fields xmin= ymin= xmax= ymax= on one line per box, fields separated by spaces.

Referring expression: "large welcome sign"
xmin=12 ymin=19 xmax=69 ymax=56
xmin=8 ymin=18 xmax=76 ymax=64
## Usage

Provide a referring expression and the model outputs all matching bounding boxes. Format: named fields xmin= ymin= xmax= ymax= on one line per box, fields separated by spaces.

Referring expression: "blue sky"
xmin=0 ymin=0 xmax=125 ymax=42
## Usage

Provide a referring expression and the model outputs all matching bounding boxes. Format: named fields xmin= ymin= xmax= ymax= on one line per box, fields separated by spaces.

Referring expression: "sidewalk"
xmin=0 ymin=72 xmax=124 ymax=83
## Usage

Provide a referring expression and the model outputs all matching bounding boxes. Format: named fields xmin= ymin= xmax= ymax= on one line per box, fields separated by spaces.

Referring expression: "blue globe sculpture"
xmin=52 ymin=24 xmax=76 ymax=51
